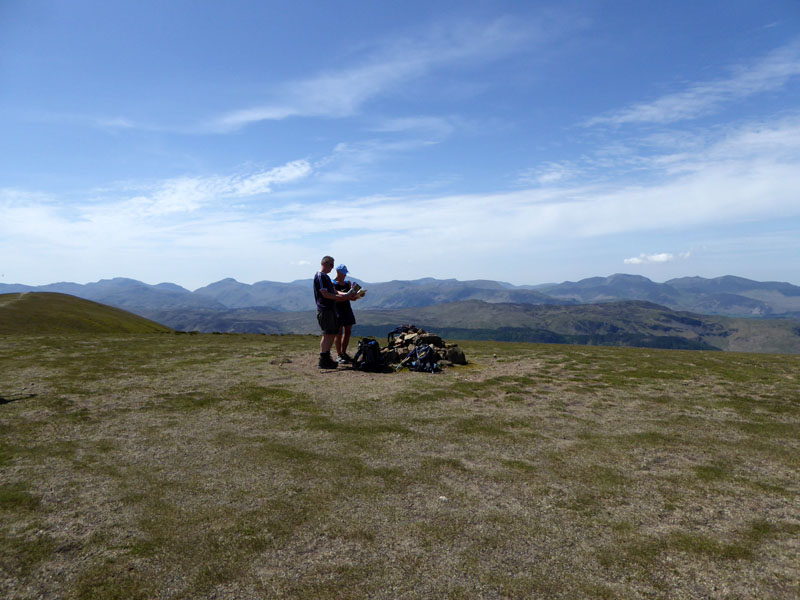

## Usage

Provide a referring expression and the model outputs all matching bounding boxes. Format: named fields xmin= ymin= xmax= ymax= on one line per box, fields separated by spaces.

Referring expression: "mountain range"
xmin=4 ymin=270 xmax=800 ymax=353
xmin=3 ymin=273 xmax=800 ymax=318
xmin=5 ymin=290 xmax=800 ymax=354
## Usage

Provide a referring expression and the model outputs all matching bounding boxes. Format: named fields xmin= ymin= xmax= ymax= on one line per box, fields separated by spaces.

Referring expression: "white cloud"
xmin=84 ymin=160 xmax=313 ymax=219
xmin=575 ymin=112 xmax=800 ymax=182
xmin=230 ymin=161 xmax=313 ymax=197
xmin=236 ymin=113 xmax=800 ymax=247
xmin=585 ymin=41 xmax=800 ymax=126
xmin=517 ymin=162 xmax=577 ymax=186
xmin=8 ymin=144 xmax=799 ymax=248
xmin=95 ymin=116 xmax=136 ymax=129
xmin=624 ymin=252 xmax=691 ymax=265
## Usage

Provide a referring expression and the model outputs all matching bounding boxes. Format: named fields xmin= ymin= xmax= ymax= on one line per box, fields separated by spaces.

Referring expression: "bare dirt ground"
xmin=1 ymin=334 xmax=798 ymax=599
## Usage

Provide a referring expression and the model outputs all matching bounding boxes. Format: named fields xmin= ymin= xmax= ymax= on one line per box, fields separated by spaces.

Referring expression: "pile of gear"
xmin=351 ymin=324 xmax=466 ymax=373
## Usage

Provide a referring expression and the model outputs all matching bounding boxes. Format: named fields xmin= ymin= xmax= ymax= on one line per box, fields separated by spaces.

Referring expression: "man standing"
xmin=313 ymin=256 xmax=356 ymax=369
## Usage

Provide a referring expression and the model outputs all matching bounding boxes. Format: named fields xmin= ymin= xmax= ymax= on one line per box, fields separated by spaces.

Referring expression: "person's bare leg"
xmin=334 ymin=328 xmax=344 ymax=356
xmin=320 ymin=333 xmax=336 ymax=353
xmin=341 ymin=325 xmax=352 ymax=355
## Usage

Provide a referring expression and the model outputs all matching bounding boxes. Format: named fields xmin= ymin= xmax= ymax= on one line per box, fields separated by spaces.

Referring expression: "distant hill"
xmin=4 ymin=274 xmax=800 ymax=317
xmin=535 ymin=274 xmax=684 ymax=305
xmin=137 ymin=300 xmax=800 ymax=354
xmin=0 ymin=293 xmax=173 ymax=334
xmin=190 ymin=277 xmax=570 ymax=311
xmin=193 ymin=278 xmax=311 ymax=310
xmin=538 ymin=274 xmax=800 ymax=316
xmin=0 ymin=278 xmax=224 ymax=312
xmin=3 ymin=273 xmax=800 ymax=323
xmin=351 ymin=278 xmax=569 ymax=309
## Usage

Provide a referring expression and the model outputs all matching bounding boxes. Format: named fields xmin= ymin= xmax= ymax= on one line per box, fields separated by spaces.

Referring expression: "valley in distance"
xmin=3 ymin=272 xmax=800 ymax=353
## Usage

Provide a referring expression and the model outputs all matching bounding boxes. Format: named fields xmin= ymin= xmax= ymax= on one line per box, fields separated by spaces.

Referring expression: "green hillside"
xmin=0 ymin=292 xmax=172 ymax=334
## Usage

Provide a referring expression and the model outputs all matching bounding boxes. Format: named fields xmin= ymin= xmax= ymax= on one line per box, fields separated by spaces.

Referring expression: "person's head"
xmin=320 ymin=256 xmax=334 ymax=273
xmin=335 ymin=264 xmax=348 ymax=281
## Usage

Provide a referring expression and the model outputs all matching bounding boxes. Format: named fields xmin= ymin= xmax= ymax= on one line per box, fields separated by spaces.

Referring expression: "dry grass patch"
xmin=0 ymin=334 xmax=798 ymax=598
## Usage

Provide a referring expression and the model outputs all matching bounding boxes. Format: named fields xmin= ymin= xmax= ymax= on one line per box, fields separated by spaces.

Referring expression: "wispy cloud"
xmin=310 ymin=138 xmax=441 ymax=185
xmin=209 ymin=18 xmax=533 ymax=132
xmin=370 ymin=116 xmax=457 ymax=139
xmin=585 ymin=41 xmax=800 ymax=127
xmin=228 ymin=160 xmax=313 ymax=197
xmin=517 ymin=162 xmax=577 ymax=186
xmin=19 ymin=107 xmax=156 ymax=132
xmin=81 ymin=160 xmax=312 ymax=219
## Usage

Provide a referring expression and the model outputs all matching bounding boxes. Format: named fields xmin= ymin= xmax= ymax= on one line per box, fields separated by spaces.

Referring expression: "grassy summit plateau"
xmin=1 ymin=333 xmax=798 ymax=599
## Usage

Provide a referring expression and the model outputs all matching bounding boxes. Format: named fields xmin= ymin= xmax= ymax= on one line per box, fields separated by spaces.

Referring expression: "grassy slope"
xmin=0 ymin=293 xmax=172 ymax=334
xmin=1 ymin=334 xmax=798 ymax=599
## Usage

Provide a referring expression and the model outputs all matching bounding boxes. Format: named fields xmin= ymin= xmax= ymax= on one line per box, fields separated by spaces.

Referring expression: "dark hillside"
xmin=0 ymin=292 xmax=172 ymax=334
xmin=371 ymin=300 xmax=800 ymax=353
xmin=139 ymin=300 xmax=800 ymax=353
xmin=352 ymin=300 xmax=731 ymax=350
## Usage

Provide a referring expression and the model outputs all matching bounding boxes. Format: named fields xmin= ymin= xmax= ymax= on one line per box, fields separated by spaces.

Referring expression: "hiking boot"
xmin=319 ymin=354 xmax=338 ymax=369
xmin=338 ymin=352 xmax=354 ymax=363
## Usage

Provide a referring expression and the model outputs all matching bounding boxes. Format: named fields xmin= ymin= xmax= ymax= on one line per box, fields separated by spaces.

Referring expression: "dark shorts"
xmin=317 ymin=309 xmax=339 ymax=335
xmin=336 ymin=303 xmax=356 ymax=327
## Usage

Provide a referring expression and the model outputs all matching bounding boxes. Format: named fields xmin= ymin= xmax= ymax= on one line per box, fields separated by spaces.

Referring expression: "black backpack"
xmin=353 ymin=338 xmax=385 ymax=372
xmin=403 ymin=343 xmax=440 ymax=373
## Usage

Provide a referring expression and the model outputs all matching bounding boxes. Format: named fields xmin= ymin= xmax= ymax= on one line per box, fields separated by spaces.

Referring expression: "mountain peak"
xmin=194 ymin=278 xmax=243 ymax=292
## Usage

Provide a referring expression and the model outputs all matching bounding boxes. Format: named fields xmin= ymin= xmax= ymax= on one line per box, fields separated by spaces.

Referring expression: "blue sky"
xmin=2 ymin=0 xmax=799 ymax=289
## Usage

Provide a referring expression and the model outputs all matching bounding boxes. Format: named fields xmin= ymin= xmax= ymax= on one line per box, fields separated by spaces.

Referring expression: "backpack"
xmin=401 ymin=343 xmax=440 ymax=373
xmin=353 ymin=337 xmax=385 ymax=372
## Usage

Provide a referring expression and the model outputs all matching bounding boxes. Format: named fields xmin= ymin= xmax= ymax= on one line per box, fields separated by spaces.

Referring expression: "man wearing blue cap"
xmin=313 ymin=256 xmax=357 ymax=369
xmin=332 ymin=264 xmax=359 ymax=363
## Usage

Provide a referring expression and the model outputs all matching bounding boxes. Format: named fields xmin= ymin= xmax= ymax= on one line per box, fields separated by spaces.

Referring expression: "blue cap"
xmin=335 ymin=264 xmax=348 ymax=275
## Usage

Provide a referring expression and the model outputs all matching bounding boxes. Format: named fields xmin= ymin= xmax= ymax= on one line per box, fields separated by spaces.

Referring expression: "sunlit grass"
xmin=1 ymin=334 xmax=798 ymax=598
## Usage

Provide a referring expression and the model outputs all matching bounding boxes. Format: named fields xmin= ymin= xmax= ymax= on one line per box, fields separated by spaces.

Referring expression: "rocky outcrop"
xmin=381 ymin=324 xmax=467 ymax=367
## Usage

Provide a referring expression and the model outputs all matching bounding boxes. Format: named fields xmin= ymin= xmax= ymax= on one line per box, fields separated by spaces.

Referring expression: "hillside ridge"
xmin=3 ymin=273 xmax=800 ymax=317
xmin=0 ymin=292 xmax=173 ymax=334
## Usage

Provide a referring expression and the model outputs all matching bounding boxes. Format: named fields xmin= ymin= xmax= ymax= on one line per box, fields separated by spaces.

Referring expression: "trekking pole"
xmin=395 ymin=348 xmax=416 ymax=372
xmin=395 ymin=355 xmax=409 ymax=372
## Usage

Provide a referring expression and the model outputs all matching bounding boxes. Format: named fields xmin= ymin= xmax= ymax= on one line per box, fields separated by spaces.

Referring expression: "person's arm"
xmin=319 ymin=288 xmax=356 ymax=301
